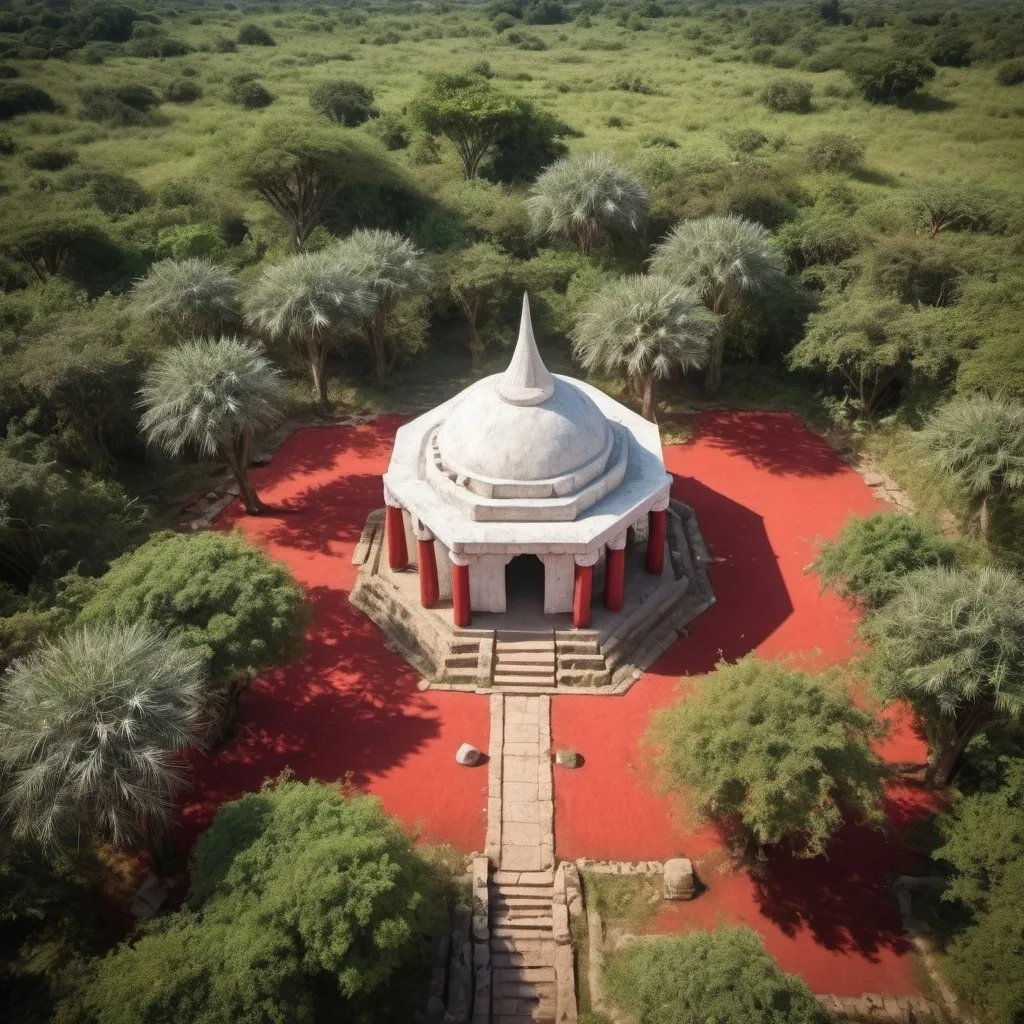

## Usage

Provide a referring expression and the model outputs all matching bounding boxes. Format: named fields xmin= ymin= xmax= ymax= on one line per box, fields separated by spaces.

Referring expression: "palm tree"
xmin=571 ymin=275 xmax=718 ymax=421
xmin=130 ymin=257 xmax=237 ymax=336
xmin=863 ymin=565 xmax=1024 ymax=788
xmin=138 ymin=337 xmax=285 ymax=515
xmin=917 ymin=394 xmax=1024 ymax=538
xmin=525 ymin=152 xmax=649 ymax=254
xmin=244 ymin=250 xmax=372 ymax=405
xmin=650 ymin=214 xmax=785 ymax=395
xmin=0 ymin=624 xmax=212 ymax=857
xmin=330 ymin=229 xmax=432 ymax=381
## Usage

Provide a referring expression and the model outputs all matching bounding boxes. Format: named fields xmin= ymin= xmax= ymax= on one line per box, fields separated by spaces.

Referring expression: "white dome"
xmin=438 ymin=376 xmax=611 ymax=484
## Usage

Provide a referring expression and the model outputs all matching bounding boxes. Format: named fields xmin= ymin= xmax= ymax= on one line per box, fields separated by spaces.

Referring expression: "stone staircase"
xmin=442 ymin=628 xmax=495 ymax=685
xmin=490 ymin=868 xmax=557 ymax=1023
xmin=554 ymin=631 xmax=609 ymax=687
xmin=493 ymin=632 xmax=556 ymax=691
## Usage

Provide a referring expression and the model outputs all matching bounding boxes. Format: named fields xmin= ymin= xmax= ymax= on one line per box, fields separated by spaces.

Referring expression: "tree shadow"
xmin=691 ymin=411 xmax=846 ymax=478
xmin=897 ymin=93 xmax=958 ymax=114
xmin=853 ymin=166 xmax=902 ymax=188
xmin=653 ymin=473 xmax=794 ymax=678
xmin=262 ymin=471 xmax=384 ymax=549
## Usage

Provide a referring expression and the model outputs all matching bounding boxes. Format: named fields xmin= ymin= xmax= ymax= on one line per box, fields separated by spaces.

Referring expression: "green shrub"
xmin=771 ymin=47 xmax=803 ymax=69
xmin=604 ymin=927 xmax=832 ymax=1024
xmin=613 ymin=71 xmax=655 ymax=94
xmin=79 ymin=84 xmax=161 ymax=126
xmin=847 ymin=48 xmax=936 ymax=103
xmin=806 ymin=131 xmax=864 ymax=172
xmin=777 ymin=212 xmax=867 ymax=268
xmin=649 ymin=655 xmax=886 ymax=857
xmin=868 ymin=238 xmax=963 ymax=307
xmin=813 ymin=512 xmax=958 ymax=609
xmin=230 ymin=77 xmax=273 ymax=109
xmin=166 ymin=79 xmax=203 ymax=103
xmin=491 ymin=12 xmax=517 ymax=31
xmin=0 ymin=131 xmax=14 ymax=154
xmin=24 ymin=147 xmax=77 ymax=171
xmin=0 ymin=62 xmax=19 ymax=79
xmin=365 ymin=113 xmax=410 ymax=150
xmin=154 ymin=223 xmax=226 ymax=260
xmin=213 ymin=36 xmax=237 ymax=52
xmin=89 ymin=172 xmax=150 ymax=217
xmin=726 ymin=128 xmax=768 ymax=154
xmin=0 ymin=83 xmax=56 ymax=119
xmin=523 ymin=0 xmax=568 ymax=24
xmin=237 ymin=23 xmax=275 ymax=45
xmin=930 ymin=30 xmax=972 ymax=68
xmin=996 ymin=59 xmax=1024 ymax=87
xmin=309 ymin=79 xmax=378 ymax=126
xmin=761 ymin=77 xmax=812 ymax=112
xmin=503 ymin=30 xmax=546 ymax=50
xmin=126 ymin=33 xmax=192 ymax=57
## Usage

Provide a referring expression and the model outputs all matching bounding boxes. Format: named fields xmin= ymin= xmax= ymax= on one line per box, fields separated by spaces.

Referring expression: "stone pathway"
xmin=486 ymin=694 xmax=565 ymax=1024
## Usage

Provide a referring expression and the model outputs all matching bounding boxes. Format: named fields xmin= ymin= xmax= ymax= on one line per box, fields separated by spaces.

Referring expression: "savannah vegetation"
xmin=2 ymin=0 xmax=1024 ymax=1019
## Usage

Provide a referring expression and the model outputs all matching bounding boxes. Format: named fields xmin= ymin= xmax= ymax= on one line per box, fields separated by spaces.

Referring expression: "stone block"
xmin=552 ymin=901 xmax=570 ymax=945
xmin=456 ymin=743 xmax=482 ymax=766
xmin=554 ymin=943 xmax=578 ymax=1024
xmin=663 ymin=858 xmax=695 ymax=900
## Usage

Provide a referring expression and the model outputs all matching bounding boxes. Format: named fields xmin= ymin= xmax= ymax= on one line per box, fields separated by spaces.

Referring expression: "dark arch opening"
xmin=504 ymin=554 xmax=545 ymax=617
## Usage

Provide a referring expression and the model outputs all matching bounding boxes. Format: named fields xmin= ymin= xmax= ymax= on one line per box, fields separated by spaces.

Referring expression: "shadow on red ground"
xmin=551 ymin=411 xmax=935 ymax=996
xmin=177 ymin=417 xmax=489 ymax=856
xmin=177 ymin=410 xmax=933 ymax=998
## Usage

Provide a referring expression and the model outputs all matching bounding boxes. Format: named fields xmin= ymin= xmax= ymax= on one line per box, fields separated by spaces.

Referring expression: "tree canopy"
xmin=649 ymin=655 xmax=886 ymax=857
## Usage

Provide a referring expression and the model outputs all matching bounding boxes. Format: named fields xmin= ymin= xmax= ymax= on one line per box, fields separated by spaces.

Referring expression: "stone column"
xmin=604 ymin=532 xmax=627 ymax=611
xmin=414 ymin=519 xmax=439 ymax=608
xmin=384 ymin=486 xmax=408 ymax=571
xmin=646 ymin=495 xmax=670 ymax=576
xmin=450 ymin=551 xmax=473 ymax=628
xmin=572 ymin=552 xmax=599 ymax=629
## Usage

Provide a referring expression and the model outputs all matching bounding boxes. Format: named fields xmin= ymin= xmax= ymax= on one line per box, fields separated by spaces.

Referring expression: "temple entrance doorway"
xmin=505 ymin=554 xmax=545 ymax=619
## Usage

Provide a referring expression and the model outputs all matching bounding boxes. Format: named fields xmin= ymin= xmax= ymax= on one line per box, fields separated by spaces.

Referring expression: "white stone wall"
xmin=540 ymin=554 xmax=575 ymax=614
xmin=468 ymin=554 xmax=511 ymax=613
xmin=434 ymin=539 xmax=453 ymax=600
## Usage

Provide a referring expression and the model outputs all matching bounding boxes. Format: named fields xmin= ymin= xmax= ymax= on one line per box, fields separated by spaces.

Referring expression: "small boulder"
xmin=863 ymin=472 xmax=885 ymax=487
xmin=663 ymin=857 xmax=695 ymax=900
xmin=456 ymin=743 xmax=481 ymax=766
xmin=555 ymin=748 xmax=581 ymax=768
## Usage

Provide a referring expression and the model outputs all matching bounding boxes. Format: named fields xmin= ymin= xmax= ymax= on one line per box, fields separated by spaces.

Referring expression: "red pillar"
xmin=385 ymin=505 xmax=408 ymax=570
xmin=604 ymin=546 xmax=625 ymax=611
xmin=646 ymin=508 xmax=667 ymax=575
xmin=452 ymin=561 xmax=472 ymax=627
xmin=418 ymin=539 xmax=439 ymax=608
xmin=573 ymin=563 xmax=593 ymax=629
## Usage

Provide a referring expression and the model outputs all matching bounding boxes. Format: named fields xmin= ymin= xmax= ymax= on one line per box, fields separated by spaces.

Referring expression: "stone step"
xmin=491 ymin=925 xmax=553 ymax=939
xmin=455 ymin=628 xmax=497 ymax=639
xmin=496 ymin=651 xmax=556 ymax=665
xmin=445 ymin=653 xmax=479 ymax=668
xmin=494 ymin=913 xmax=554 ymax=929
xmin=493 ymin=1015 xmax=556 ymax=1024
xmin=449 ymin=641 xmax=481 ymax=654
xmin=490 ymin=935 xmax=555 ymax=956
xmin=493 ymin=993 xmax=556 ymax=1022
xmin=555 ymin=640 xmax=600 ymax=655
xmin=557 ymin=653 xmax=607 ymax=670
xmin=493 ymin=967 xmax=556 ymax=985
xmin=556 ymin=669 xmax=611 ymax=686
xmin=494 ymin=674 xmax=553 ymax=688
xmin=496 ymin=631 xmax=554 ymax=643
xmin=495 ymin=980 xmax=557 ymax=1001
xmin=491 ymin=951 xmax=555 ymax=971
xmin=495 ymin=661 xmax=553 ymax=676
xmin=493 ymin=886 xmax=555 ymax=899
xmin=493 ymin=869 xmax=554 ymax=886
xmin=496 ymin=643 xmax=555 ymax=655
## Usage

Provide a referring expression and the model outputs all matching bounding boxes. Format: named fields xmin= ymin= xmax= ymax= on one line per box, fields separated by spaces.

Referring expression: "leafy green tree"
xmin=445 ymin=241 xmax=521 ymax=367
xmin=237 ymin=23 xmax=275 ymax=46
xmin=84 ymin=778 xmax=445 ymax=1023
xmin=0 ymin=83 xmax=56 ymax=119
xmin=138 ymin=337 xmax=285 ymax=515
xmin=0 ymin=624 xmax=211 ymax=855
xmin=996 ymin=59 xmax=1024 ymax=87
xmin=813 ymin=512 xmax=957 ymax=609
xmin=79 ymin=84 xmax=161 ymax=126
xmin=244 ymin=250 xmax=372 ymax=403
xmin=863 ymin=566 xmax=1024 ymax=787
xmin=761 ymin=78 xmax=812 ymax=112
xmin=930 ymin=30 xmax=972 ymax=67
xmin=847 ymin=48 xmax=936 ymax=103
xmin=917 ymin=395 xmax=1024 ymax=537
xmin=604 ymin=926 xmax=832 ymax=1024
xmin=78 ymin=530 xmax=309 ymax=741
xmin=330 ymin=229 xmax=432 ymax=381
xmin=309 ymin=80 xmax=379 ymax=126
xmin=525 ymin=152 xmax=649 ymax=254
xmin=916 ymin=179 xmax=1000 ymax=237
xmin=649 ymin=214 xmax=784 ymax=395
xmin=787 ymin=297 xmax=916 ymax=418
xmin=410 ymin=72 xmax=539 ymax=179
xmin=571 ymin=274 xmax=716 ymax=421
xmin=130 ymin=257 xmax=236 ymax=337
xmin=649 ymin=655 xmax=886 ymax=858
xmin=805 ymin=131 xmax=865 ymax=173
xmin=239 ymin=121 xmax=386 ymax=250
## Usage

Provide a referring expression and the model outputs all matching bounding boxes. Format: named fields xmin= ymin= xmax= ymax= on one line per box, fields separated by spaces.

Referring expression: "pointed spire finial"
xmin=496 ymin=292 xmax=555 ymax=407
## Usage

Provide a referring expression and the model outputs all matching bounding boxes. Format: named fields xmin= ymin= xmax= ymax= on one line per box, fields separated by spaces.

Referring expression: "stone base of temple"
xmin=349 ymin=500 xmax=715 ymax=695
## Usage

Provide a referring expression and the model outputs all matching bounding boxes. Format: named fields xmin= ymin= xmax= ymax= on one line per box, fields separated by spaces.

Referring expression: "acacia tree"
xmin=138 ymin=337 xmax=285 ymax=515
xmin=131 ymin=257 xmax=237 ymax=336
xmin=863 ymin=566 xmax=1024 ymax=788
xmin=240 ymin=120 xmax=384 ymax=250
xmin=0 ymin=624 xmax=211 ymax=856
xmin=410 ymin=72 xmax=534 ymax=180
xmin=649 ymin=655 xmax=886 ymax=858
xmin=650 ymin=214 xmax=784 ymax=395
xmin=525 ymin=152 xmax=649 ymax=254
xmin=571 ymin=275 xmax=716 ymax=421
xmin=84 ymin=778 xmax=445 ymax=1022
xmin=330 ymin=229 xmax=432 ymax=381
xmin=445 ymin=241 xmax=520 ymax=367
xmin=916 ymin=395 xmax=1024 ymax=537
xmin=77 ymin=530 xmax=310 ymax=744
xmin=244 ymin=250 xmax=372 ymax=404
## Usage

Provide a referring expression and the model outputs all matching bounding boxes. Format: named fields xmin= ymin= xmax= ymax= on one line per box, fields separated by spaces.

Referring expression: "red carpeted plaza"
xmin=180 ymin=410 xmax=932 ymax=999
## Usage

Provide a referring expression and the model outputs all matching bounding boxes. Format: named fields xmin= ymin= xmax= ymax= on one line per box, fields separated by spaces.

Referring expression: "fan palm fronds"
xmin=571 ymin=274 xmax=718 ymax=420
xmin=525 ymin=152 xmax=649 ymax=253
xmin=0 ymin=623 xmax=213 ymax=853
xmin=130 ymin=257 xmax=237 ymax=336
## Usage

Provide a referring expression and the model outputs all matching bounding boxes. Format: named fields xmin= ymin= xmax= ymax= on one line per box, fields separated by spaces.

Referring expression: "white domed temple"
xmin=351 ymin=295 xmax=715 ymax=692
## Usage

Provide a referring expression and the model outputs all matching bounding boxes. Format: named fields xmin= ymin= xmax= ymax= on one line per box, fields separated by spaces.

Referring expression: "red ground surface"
xmin=178 ymin=409 xmax=933 ymax=997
